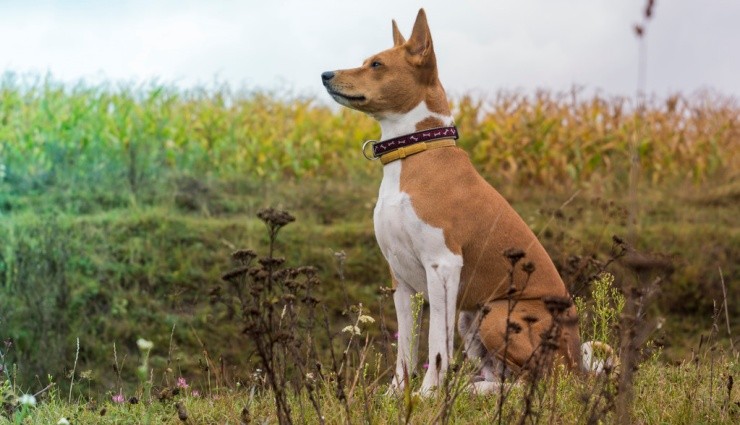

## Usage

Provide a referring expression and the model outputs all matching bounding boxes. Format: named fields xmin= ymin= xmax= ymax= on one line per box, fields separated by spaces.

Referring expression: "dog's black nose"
xmin=321 ymin=71 xmax=335 ymax=83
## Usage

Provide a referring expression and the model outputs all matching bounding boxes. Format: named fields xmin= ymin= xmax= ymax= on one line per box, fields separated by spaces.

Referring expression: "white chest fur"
xmin=373 ymin=161 xmax=463 ymax=295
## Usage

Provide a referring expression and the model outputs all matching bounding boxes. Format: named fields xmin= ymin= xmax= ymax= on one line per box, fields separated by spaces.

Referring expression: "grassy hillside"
xmin=0 ymin=76 xmax=738 ymax=422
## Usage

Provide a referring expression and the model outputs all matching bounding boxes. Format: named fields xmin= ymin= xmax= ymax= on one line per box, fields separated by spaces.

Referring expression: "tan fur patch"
xmin=398 ymin=148 xmax=582 ymax=369
xmin=415 ymin=116 xmax=445 ymax=130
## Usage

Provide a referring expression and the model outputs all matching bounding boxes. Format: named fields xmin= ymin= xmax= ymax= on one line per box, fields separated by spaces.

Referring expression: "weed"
xmin=220 ymin=208 xmax=325 ymax=424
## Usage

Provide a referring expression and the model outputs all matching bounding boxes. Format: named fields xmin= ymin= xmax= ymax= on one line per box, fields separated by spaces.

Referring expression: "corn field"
xmin=0 ymin=75 xmax=737 ymax=192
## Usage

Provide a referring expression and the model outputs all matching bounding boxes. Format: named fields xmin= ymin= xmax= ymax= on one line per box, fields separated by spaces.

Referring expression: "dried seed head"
xmin=503 ymin=248 xmax=526 ymax=266
xmin=272 ymin=269 xmax=290 ymax=280
xmin=508 ymin=321 xmax=523 ymax=334
xmin=543 ymin=296 xmax=573 ymax=315
xmin=302 ymin=295 xmax=320 ymax=306
xmin=522 ymin=315 xmax=538 ymax=325
xmin=231 ymin=249 xmax=257 ymax=264
xmin=257 ymin=207 xmax=295 ymax=227
xmin=259 ymin=257 xmax=285 ymax=268
xmin=539 ymin=334 xmax=560 ymax=350
xmin=252 ymin=269 xmax=269 ymax=281
xmin=249 ymin=283 xmax=264 ymax=296
xmin=296 ymin=266 xmax=318 ymax=277
xmin=522 ymin=261 xmax=536 ymax=274
xmin=379 ymin=286 xmax=396 ymax=297
xmin=222 ymin=266 xmax=250 ymax=282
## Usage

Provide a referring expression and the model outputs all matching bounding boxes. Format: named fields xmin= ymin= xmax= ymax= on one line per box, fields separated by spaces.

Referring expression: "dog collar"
xmin=362 ymin=126 xmax=459 ymax=165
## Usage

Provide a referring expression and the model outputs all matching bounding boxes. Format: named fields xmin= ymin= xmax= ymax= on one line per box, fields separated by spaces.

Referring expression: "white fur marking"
xmin=373 ymin=100 xmax=459 ymax=392
xmin=373 ymin=102 xmax=461 ymax=392
xmin=581 ymin=341 xmax=617 ymax=373
xmin=376 ymin=101 xmax=454 ymax=140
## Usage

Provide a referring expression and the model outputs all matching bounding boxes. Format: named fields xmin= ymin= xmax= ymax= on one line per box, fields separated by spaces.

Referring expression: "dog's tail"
xmin=581 ymin=341 xmax=618 ymax=373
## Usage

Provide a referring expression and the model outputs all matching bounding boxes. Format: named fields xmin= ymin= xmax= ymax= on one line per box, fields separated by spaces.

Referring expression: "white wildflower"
xmin=358 ymin=315 xmax=375 ymax=324
xmin=342 ymin=325 xmax=361 ymax=335
xmin=136 ymin=338 xmax=154 ymax=351
xmin=57 ymin=418 xmax=70 ymax=425
xmin=18 ymin=394 xmax=36 ymax=406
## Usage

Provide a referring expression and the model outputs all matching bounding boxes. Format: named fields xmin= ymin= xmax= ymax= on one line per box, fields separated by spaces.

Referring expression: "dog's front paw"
xmin=419 ymin=370 xmax=440 ymax=396
xmin=386 ymin=376 xmax=405 ymax=396
xmin=417 ymin=384 xmax=436 ymax=397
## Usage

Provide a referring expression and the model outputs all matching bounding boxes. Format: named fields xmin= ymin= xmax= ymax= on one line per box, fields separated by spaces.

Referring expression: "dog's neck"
xmin=376 ymin=97 xmax=454 ymax=141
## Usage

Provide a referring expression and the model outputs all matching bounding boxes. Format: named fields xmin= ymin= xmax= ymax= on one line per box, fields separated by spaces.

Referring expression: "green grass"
xmin=4 ymin=355 xmax=738 ymax=424
xmin=1 ymin=76 xmax=738 ymax=422
xmin=1 ymin=179 xmax=736 ymax=394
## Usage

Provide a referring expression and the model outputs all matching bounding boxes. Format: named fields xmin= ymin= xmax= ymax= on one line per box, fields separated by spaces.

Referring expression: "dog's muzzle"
xmin=321 ymin=71 xmax=335 ymax=86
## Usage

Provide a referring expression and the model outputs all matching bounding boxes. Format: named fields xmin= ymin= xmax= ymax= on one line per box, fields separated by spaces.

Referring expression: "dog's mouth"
xmin=327 ymin=90 xmax=366 ymax=102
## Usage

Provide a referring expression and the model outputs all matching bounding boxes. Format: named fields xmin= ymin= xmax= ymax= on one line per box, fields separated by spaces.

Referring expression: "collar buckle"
xmin=362 ymin=140 xmax=380 ymax=161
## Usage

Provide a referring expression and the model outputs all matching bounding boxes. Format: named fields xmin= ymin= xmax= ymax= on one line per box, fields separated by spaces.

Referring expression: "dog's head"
xmin=321 ymin=9 xmax=445 ymax=118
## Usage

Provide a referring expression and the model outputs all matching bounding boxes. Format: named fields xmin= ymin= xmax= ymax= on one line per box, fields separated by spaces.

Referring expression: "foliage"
xmin=0 ymin=76 xmax=737 ymax=422
xmin=2 ymin=209 xmax=737 ymax=424
xmin=1 ymin=75 xmax=737 ymax=206
xmin=2 ymin=353 xmax=738 ymax=425
xmin=576 ymin=272 xmax=625 ymax=345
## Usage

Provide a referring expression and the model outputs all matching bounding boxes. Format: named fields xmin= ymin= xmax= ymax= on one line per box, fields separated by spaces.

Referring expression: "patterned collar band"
xmin=362 ymin=126 xmax=459 ymax=162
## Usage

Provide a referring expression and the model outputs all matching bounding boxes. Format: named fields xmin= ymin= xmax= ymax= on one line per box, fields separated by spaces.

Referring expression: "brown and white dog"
xmin=322 ymin=9 xmax=584 ymax=394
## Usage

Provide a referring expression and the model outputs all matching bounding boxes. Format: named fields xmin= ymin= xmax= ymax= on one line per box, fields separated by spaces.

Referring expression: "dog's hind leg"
xmin=459 ymin=311 xmax=504 ymax=382
xmin=478 ymin=299 xmax=581 ymax=374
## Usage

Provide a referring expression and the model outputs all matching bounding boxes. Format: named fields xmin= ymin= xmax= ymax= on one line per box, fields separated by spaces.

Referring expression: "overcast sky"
xmin=1 ymin=0 xmax=738 ymax=100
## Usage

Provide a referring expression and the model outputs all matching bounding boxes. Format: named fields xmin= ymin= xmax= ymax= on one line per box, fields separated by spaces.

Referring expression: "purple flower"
xmin=423 ymin=362 xmax=429 ymax=370
xmin=112 ymin=393 xmax=125 ymax=404
xmin=192 ymin=390 xmax=200 ymax=398
xmin=176 ymin=377 xmax=189 ymax=389
xmin=394 ymin=332 xmax=399 ymax=340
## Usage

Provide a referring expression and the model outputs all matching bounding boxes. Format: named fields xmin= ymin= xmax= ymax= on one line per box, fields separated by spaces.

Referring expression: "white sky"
xmin=1 ymin=0 xmax=738 ymax=100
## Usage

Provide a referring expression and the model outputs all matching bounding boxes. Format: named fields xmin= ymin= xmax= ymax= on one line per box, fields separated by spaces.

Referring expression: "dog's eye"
xmin=370 ymin=61 xmax=382 ymax=68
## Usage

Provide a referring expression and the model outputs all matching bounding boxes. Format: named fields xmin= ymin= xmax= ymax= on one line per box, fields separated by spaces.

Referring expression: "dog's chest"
xmin=373 ymin=162 xmax=458 ymax=295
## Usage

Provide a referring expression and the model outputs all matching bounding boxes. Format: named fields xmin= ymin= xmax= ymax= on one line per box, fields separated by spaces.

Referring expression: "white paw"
xmin=387 ymin=376 xmax=405 ymax=395
xmin=419 ymin=370 xmax=440 ymax=395
xmin=470 ymin=380 xmax=502 ymax=395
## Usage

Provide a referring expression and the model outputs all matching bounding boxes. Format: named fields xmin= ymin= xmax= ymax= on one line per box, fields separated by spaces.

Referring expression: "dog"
xmin=322 ymin=8 xmax=585 ymax=394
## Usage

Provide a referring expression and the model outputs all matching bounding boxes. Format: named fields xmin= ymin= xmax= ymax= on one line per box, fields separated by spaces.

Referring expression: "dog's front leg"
xmin=390 ymin=278 xmax=421 ymax=392
xmin=420 ymin=259 xmax=462 ymax=394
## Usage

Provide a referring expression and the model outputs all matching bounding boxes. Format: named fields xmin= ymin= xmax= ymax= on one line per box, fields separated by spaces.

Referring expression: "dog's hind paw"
xmin=469 ymin=380 xmax=502 ymax=395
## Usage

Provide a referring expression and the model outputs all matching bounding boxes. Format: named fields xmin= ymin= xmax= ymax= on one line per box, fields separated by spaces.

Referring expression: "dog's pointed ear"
xmin=392 ymin=19 xmax=406 ymax=46
xmin=406 ymin=8 xmax=434 ymax=65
